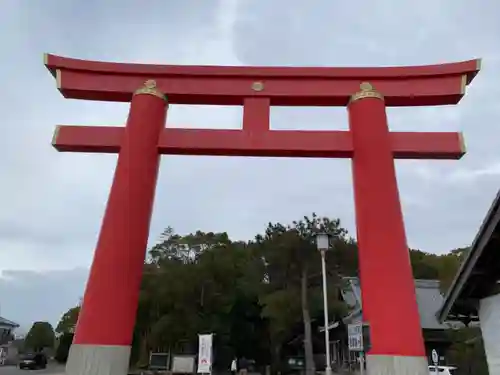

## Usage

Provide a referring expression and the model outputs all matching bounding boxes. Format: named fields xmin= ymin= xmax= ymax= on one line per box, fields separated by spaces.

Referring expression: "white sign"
xmin=431 ymin=349 xmax=439 ymax=365
xmin=197 ymin=334 xmax=213 ymax=373
xmin=172 ymin=355 xmax=196 ymax=374
xmin=348 ymin=323 xmax=363 ymax=351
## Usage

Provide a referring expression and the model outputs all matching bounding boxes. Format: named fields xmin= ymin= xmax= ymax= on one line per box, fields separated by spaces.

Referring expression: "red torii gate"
xmin=45 ymin=54 xmax=480 ymax=375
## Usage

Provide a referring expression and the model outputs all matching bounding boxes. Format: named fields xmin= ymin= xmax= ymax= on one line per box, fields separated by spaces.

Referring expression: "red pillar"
xmin=66 ymin=80 xmax=167 ymax=375
xmin=348 ymin=83 xmax=428 ymax=374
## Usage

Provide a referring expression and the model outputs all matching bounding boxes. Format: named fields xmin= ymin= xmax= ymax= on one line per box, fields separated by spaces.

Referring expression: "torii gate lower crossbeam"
xmin=45 ymin=54 xmax=480 ymax=375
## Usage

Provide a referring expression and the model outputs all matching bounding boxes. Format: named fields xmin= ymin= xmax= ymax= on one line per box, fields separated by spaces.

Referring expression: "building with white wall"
xmin=0 ymin=316 xmax=18 ymax=344
xmin=0 ymin=316 xmax=20 ymax=364
xmin=438 ymin=189 xmax=500 ymax=375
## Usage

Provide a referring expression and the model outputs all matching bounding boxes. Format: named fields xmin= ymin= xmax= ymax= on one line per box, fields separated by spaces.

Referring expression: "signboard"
xmin=431 ymin=349 xmax=439 ymax=365
xmin=348 ymin=323 xmax=363 ymax=351
xmin=172 ymin=355 xmax=196 ymax=374
xmin=197 ymin=334 xmax=213 ymax=373
xmin=149 ymin=352 xmax=169 ymax=370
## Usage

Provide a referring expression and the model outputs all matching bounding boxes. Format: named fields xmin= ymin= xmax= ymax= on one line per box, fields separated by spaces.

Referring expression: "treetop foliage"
xmin=25 ymin=321 xmax=55 ymax=352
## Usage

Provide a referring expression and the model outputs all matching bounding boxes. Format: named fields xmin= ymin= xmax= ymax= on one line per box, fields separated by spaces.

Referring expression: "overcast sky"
xmin=1 ymin=0 xmax=499 ymax=332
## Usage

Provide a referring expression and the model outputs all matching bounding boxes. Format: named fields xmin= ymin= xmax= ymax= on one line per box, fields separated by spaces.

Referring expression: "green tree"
xmin=408 ymin=247 xmax=467 ymax=294
xmin=435 ymin=252 xmax=463 ymax=294
xmin=55 ymin=332 xmax=74 ymax=363
xmin=54 ymin=305 xmax=80 ymax=363
xmin=133 ymin=229 xmax=268 ymax=370
xmin=122 ymin=222 xmax=477 ymax=374
xmin=410 ymin=249 xmax=439 ymax=279
xmin=56 ymin=305 xmax=80 ymax=335
xmin=25 ymin=321 xmax=55 ymax=352
xmin=254 ymin=214 xmax=349 ymax=375
xmin=447 ymin=327 xmax=488 ymax=375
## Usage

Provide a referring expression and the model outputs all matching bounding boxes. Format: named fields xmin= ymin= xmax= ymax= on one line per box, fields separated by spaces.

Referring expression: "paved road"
xmin=0 ymin=364 xmax=64 ymax=375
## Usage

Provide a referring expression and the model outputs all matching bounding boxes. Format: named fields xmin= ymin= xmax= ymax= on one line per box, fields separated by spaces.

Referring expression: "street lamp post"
xmin=315 ymin=232 xmax=332 ymax=375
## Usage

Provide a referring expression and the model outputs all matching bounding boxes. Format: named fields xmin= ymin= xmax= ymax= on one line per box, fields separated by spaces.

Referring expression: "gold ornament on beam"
xmin=349 ymin=82 xmax=384 ymax=104
xmin=134 ymin=80 xmax=168 ymax=101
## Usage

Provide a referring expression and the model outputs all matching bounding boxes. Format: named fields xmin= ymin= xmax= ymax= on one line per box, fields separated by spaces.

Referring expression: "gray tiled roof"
xmin=0 ymin=316 xmax=19 ymax=328
xmin=341 ymin=277 xmax=449 ymax=330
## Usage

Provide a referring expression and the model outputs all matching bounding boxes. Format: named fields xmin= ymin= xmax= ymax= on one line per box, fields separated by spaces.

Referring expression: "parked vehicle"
xmin=18 ymin=352 xmax=47 ymax=370
xmin=281 ymin=356 xmax=305 ymax=375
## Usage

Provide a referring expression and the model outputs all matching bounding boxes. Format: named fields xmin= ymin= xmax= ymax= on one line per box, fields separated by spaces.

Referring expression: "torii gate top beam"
xmin=45 ymin=54 xmax=480 ymax=107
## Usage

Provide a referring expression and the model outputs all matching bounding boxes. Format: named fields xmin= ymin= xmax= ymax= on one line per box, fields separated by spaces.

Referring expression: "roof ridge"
xmin=342 ymin=276 xmax=441 ymax=285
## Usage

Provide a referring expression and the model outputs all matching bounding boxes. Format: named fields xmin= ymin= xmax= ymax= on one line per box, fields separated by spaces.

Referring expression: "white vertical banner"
xmin=197 ymin=333 xmax=213 ymax=373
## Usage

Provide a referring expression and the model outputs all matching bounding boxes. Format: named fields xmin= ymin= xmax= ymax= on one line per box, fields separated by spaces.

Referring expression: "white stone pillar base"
xmin=65 ymin=344 xmax=131 ymax=375
xmin=366 ymin=354 xmax=428 ymax=375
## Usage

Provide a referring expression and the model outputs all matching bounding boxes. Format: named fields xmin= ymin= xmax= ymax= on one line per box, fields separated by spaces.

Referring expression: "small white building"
xmin=0 ymin=316 xmax=20 ymax=364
